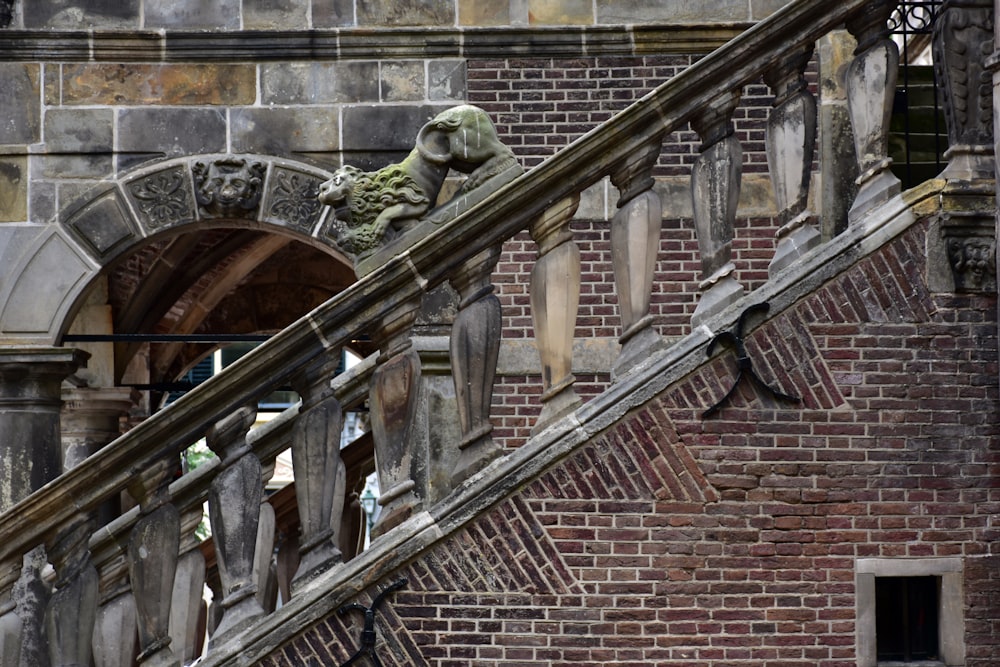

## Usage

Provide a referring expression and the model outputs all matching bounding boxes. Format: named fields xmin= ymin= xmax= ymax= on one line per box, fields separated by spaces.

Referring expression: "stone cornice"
xmin=0 ymin=24 xmax=750 ymax=62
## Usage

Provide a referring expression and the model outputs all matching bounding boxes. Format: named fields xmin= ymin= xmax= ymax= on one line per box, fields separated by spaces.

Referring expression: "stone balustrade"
xmin=0 ymin=0 xmax=992 ymax=664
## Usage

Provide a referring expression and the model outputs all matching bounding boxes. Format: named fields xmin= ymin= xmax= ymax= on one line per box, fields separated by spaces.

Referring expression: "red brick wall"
xmin=260 ymin=215 xmax=1000 ymax=665
xmin=470 ymin=56 xmax=795 ymax=451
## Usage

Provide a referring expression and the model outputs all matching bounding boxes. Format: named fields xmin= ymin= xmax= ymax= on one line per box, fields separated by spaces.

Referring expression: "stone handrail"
xmin=3 ymin=0 xmax=983 ymax=662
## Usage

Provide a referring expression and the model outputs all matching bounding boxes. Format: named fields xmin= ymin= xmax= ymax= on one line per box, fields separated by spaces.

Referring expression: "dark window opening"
xmin=875 ymin=576 xmax=940 ymax=663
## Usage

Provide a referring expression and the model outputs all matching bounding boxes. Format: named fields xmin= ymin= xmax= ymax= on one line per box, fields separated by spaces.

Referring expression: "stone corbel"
xmin=929 ymin=206 xmax=998 ymax=293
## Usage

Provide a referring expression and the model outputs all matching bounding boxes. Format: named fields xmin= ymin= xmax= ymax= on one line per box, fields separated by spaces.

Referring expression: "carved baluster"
xmin=530 ymin=194 xmax=582 ymax=433
xmin=845 ymin=0 xmax=903 ymax=220
xmin=126 ymin=454 xmax=181 ymax=667
xmin=0 ymin=560 xmax=23 ymax=666
xmin=369 ymin=297 xmax=423 ymax=535
xmin=254 ymin=460 xmax=278 ymax=613
xmin=168 ymin=505 xmax=206 ymax=664
xmin=448 ymin=245 xmax=503 ymax=483
xmin=765 ymin=45 xmax=823 ymax=276
xmin=289 ymin=357 xmax=346 ymax=588
xmin=45 ymin=516 xmax=99 ymax=667
xmin=205 ymin=407 xmax=265 ymax=645
xmin=691 ymin=91 xmax=745 ymax=326
xmin=93 ymin=557 xmax=138 ymax=667
xmin=934 ymin=0 xmax=995 ymax=181
xmin=610 ymin=135 xmax=667 ymax=378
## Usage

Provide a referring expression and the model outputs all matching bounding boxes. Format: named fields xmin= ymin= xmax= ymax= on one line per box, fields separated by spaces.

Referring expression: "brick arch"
xmin=0 ymin=154 xmax=346 ymax=345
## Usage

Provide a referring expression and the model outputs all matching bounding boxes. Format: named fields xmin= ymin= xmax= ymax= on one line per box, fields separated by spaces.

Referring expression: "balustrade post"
xmin=845 ymin=0 xmax=903 ymax=221
xmin=0 ymin=561 xmax=23 ymax=666
xmin=690 ymin=92 xmax=745 ymax=326
xmin=93 ymin=557 xmax=138 ymax=667
xmin=448 ymin=245 xmax=503 ymax=483
xmin=289 ymin=356 xmax=346 ymax=587
xmin=168 ymin=504 xmax=206 ymax=664
xmin=765 ymin=46 xmax=823 ymax=276
xmin=610 ymin=135 xmax=667 ymax=378
xmin=934 ymin=0 xmax=995 ymax=181
xmin=205 ymin=406 xmax=266 ymax=645
xmin=369 ymin=297 xmax=423 ymax=535
xmin=44 ymin=516 xmax=99 ymax=667
xmin=254 ymin=460 xmax=278 ymax=613
xmin=126 ymin=454 xmax=181 ymax=667
xmin=530 ymin=195 xmax=582 ymax=434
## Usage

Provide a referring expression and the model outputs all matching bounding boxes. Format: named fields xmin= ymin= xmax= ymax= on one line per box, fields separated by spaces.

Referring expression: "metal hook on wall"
xmin=338 ymin=577 xmax=409 ymax=667
xmin=702 ymin=302 xmax=801 ymax=418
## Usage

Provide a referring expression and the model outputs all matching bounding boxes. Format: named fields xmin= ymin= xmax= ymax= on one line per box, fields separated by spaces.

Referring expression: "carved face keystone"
xmin=193 ymin=159 xmax=266 ymax=220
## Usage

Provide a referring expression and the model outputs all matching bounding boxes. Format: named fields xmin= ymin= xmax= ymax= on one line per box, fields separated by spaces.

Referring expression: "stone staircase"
xmin=0 ymin=0 xmax=995 ymax=665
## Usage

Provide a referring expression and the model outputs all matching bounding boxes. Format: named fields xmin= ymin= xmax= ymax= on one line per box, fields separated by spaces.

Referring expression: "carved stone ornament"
xmin=266 ymin=167 xmax=324 ymax=234
xmin=933 ymin=0 xmax=995 ymax=180
xmin=318 ymin=105 xmax=521 ymax=262
xmin=127 ymin=167 xmax=194 ymax=230
xmin=947 ymin=235 xmax=996 ymax=291
xmin=193 ymin=158 xmax=267 ymax=220
xmin=929 ymin=206 xmax=997 ymax=293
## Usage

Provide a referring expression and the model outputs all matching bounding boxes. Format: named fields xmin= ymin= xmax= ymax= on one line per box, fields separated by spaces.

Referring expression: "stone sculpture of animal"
xmin=318 ymin=105 xmax=519 ymax=258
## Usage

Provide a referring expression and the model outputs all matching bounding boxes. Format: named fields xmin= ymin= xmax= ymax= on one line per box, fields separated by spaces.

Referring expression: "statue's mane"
xmin=342 ymin=164 xmax=430 ymax=229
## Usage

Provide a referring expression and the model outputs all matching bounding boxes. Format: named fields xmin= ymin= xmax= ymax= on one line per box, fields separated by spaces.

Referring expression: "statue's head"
xmin=193 ymin=158 xmax=265 ymax=219
xmin=318 ymin=165 xmax=360 ymax=207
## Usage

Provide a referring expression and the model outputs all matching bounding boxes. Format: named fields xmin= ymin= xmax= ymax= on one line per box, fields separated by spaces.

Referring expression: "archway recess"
xmin=0 ymin=154 xmax=351 ymax=348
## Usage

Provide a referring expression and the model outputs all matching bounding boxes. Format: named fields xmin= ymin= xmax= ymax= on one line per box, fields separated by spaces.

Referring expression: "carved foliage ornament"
xmin=127 ymin=167 xmax=192 ymax=230
xmin=267 ymin=168 xmax=324 ymax=234
xmin=933 ymin=0 xmax=994 ymax=150
xmin=193 ymin=158 xmax=266 ymax=220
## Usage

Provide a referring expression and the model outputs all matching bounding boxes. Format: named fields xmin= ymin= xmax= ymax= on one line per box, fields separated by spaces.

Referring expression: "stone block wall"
xmin=258 ymin=219 xmax=1000 ymax=666
xmin=0 ymin=0 xmax=790 ymax=30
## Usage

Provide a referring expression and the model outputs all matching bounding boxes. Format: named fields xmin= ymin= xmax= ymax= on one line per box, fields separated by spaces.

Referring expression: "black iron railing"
xmin=889 ymin=0 xmax=945 ymax=187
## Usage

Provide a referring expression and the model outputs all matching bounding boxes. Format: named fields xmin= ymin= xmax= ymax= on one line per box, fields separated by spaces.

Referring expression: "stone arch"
xmin=0 ymin=154 xmax=349 ymax=345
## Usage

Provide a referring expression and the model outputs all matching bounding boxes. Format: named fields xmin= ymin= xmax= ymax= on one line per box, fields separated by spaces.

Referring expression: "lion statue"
xmin=318 ymin=105 xmax=520 ymax=258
